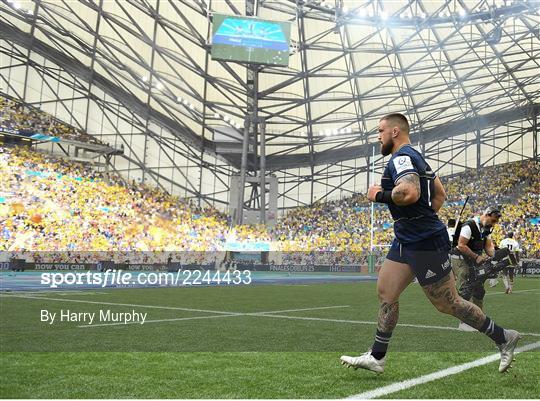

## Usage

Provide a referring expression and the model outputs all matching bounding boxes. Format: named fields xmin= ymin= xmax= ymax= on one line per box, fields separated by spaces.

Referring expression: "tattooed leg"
xmin=422 ymin=273 xmax=508 ymax=344
xmin=376 ymin=258 xmax=414 ymax=329
xmin=370 ymin=259 xmax=414 ymax=359
xmin=422 ymin=274 xmax=486 ymax=328
xmin=378 ymin=301 xmax=399 ymax=332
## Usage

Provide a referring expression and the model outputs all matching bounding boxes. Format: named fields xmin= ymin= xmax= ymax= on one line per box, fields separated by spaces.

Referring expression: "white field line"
xmin=2 ymin=294 xmax=245 ymax=315
xmin=0 ymin=291 xmax=108 ymax=296
xmin=4 ymin=288 xmax=535 ymax=297
xmin=346 ymin=340 xmax=540 ymax=399
xmin=77 ymin=305 xmax=351 ymax=328
xmin=2 ymin=294 xmax=349 ymax=327
xmin=3 ymin=294 xmax=348 ymax=315
xmin=79 ymin=313 xmax=238 ymax=328
xmin=6 ymin=294 xmax=540 ymax=338
xmin=485 ymin=289 xmax=540 ymax=296
xmin=252 ymin=314 xmax=540 ymax=338
xmin=252 ymin=305 xmax=350 ymax=314
xmin=2 ymin=288 xmax=536 ymax=296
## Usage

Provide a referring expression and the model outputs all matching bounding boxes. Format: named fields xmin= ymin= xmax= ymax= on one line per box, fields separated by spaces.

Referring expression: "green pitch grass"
xmin=1 ymin=276 xmax=539 ymax=398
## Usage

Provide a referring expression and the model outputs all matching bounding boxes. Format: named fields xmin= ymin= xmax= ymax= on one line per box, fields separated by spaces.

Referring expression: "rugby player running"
xmin=340 ymin=113 xmax=521 ymax=374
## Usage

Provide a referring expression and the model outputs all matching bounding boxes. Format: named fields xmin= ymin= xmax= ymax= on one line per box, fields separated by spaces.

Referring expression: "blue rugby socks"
xmin=479 ymin=316 xmax=506 ymax=344
xmin=371 ymin=330 xmax=392 ymax=360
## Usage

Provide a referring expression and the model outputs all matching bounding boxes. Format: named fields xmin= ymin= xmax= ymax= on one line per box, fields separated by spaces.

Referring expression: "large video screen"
xmin=211 ymin=14 xmax=291 ymax=66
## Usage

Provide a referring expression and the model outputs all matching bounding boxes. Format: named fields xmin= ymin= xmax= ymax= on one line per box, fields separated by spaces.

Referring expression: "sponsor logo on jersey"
xmin=393 ymin=155 xmax=413 ymax=174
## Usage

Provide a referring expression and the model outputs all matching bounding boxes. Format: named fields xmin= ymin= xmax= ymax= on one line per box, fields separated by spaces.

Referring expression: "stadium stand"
xmin=1 ymin=105 xmax=538 ymax=262
xmin=1 ymin=95 xmax=106 ymax=145
xmin=1 ymin=143 xmax=538 ymax=262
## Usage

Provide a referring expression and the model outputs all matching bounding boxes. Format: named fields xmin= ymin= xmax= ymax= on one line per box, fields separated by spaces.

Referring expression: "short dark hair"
xmin=507 ymin=232 xmax=514 ymax=238
xmin=484 ymin=206 xmax=502 ymax=218
xmin=380 ymin=113 xmax=410 ymax=134
xmin=448 ymin=218 xmax=456 ymax=227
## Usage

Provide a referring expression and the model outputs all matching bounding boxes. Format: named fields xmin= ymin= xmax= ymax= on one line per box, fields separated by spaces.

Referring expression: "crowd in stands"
xmin=0 ymin=99 xmax=538 ymax=264
xmin=1 ymin=144 xmax=539 ymax=264
xmin=273 ymin=194 xmax=392 ymax=264
xmin=0 ymin=146 xmax=234 ymax=264
xmin=273 ymin=158 xmax=540 ymax=262
xmin=439 ymin=160 xmax=540 ymax=258
xmin=1 ymin=95 xmax=105 ymax=145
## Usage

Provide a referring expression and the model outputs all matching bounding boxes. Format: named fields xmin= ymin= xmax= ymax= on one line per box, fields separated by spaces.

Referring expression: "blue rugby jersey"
xmin=381 ymin=144 xmax=446 ymax=243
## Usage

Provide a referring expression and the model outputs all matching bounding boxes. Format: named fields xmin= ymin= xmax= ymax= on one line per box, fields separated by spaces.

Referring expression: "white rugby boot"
xmin=340 ymin=350 xmax=385 ymax=373
xmin=458 ymin=321 xmax=476 ymax=332
xmin=498 ymin=329 xmax=521 ymax=373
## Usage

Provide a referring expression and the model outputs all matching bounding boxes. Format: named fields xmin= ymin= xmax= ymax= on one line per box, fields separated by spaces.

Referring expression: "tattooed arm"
xmin=392 ymin=173 xmax=421 ymax=206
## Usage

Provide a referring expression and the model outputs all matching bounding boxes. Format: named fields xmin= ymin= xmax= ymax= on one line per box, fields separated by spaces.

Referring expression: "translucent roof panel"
xmin=1 ymin=0 xmax=538 ymax=172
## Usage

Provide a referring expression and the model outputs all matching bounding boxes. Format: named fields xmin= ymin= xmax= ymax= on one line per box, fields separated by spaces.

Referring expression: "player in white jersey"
xmin=498 ymin=232 xmax=521 ymax=294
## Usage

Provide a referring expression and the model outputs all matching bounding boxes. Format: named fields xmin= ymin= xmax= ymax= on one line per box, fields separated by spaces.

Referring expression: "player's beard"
xmin=380 ymin=139 xmax=393 ymax=156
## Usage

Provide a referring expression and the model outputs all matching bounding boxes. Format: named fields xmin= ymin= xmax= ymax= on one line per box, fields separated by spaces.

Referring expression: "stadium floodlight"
xmin=156 ymin=83 xmax=163 ymax=90
xmin=13 ymin=2 xmax=21 ymax=9
xmin=333 ymin=129 xmax=338 ymax=135
xmin=214 ymin=113 xmax=220 ymax=119
xmin=325 ymin=129 xmax=331 ymax=136
xmin=142 ymin=76 xmax=148 ymax=82
xmin=459 ymin=8 xmax=467 ymax=17
xmin=420 ymin=12 xmax=427 ymax=19
xmin=189 ymin=103 xmax=194 ymax=110
xmin=346 ymin=127 xmax=352 ymax=134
